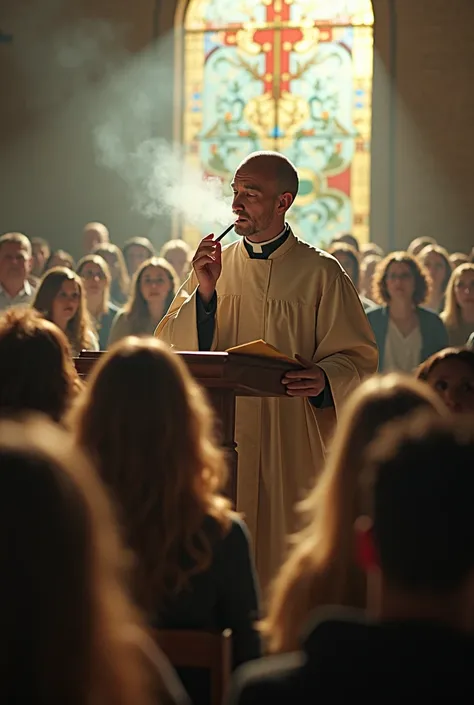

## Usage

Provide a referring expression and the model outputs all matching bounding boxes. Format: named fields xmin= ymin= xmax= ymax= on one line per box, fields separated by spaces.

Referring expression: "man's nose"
xmin=232 ymin=194 xmax=244 ymax=211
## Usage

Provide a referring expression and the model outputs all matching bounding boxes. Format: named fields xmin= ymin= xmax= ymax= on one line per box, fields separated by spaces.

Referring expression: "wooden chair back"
xmin=155 ymin=629 xmax=231 ymax=705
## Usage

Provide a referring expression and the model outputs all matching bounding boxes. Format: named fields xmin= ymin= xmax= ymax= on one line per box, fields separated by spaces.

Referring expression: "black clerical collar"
xmin=243 ymin=225 xmax=290 ymax=259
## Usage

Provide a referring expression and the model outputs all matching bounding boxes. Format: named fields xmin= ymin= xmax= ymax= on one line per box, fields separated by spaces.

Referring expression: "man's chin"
xmin=234 ymin=221 xmax=255 ymax=237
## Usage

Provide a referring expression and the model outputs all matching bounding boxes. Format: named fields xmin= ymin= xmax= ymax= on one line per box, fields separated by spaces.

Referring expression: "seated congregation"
xmin=0 ymin=301 xmax=473 ymax=704
xmin=0 ymin=223 xmax=473 ymax=704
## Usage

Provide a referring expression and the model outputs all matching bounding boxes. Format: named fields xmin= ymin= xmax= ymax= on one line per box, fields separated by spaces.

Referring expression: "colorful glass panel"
xmin=180 ymin=0 xmax=373 ymax=246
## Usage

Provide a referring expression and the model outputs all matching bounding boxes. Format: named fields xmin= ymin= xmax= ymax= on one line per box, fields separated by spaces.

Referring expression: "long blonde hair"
xmin=441 ymin=263 xmax=474 ymax=328
xmin=74 ymin=337 xmax=232 ymax=613
xmin=261 ymin=374 xmax=447 ymax=654
xmin=0 ymin=415 xmax=159 ymax=705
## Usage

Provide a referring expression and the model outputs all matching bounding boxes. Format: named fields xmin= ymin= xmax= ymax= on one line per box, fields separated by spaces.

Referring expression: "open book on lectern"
xmin=226 ymin=339 xmax=300 ymax=366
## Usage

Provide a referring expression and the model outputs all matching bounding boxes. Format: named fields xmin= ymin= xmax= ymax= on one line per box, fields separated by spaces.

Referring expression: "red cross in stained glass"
xmin=223 ymin=0 xmax=303 ymax=97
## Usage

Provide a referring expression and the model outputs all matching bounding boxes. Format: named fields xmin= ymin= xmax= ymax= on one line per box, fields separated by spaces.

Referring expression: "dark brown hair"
xmin=33 ymin=267 xmax=93 ymax=352
xmin=0 ymin=308 xmax=81 ymax=423
xmin=45 ymin=249 xmax=75 ymax=272
xmin=123 ymin=257 xmax=179 ymax=335
xmin=0 ymin=415 xmax=159 ymax=705
xmin=74 ymin=337 xmax=232 ymax=613
xmin=372 ymin=251 xmax=430 ymax=305
xmin=328 ymin=243 xmax=360 ymax=288
xmin=363 ymin=412 xmax=474 ymax=593
xmin=416 ymin=347 xmax=474 ymax=381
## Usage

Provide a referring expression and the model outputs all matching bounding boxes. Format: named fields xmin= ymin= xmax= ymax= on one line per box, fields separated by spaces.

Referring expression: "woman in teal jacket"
xmin=366 ymin=252 xmax=448 ymax=372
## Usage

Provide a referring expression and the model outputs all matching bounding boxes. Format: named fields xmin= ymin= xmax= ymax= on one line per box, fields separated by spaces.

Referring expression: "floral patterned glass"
xmin=180 ymin=0 xmax=373 ymax=246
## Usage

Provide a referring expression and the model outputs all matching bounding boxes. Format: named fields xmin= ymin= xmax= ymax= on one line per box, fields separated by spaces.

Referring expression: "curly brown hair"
xmin=0 ymin=308 xmax=81 ymax=423
xmin=33 ymin=267 xmax=93 ymax=353
xmin=372 ymin=251 xmax=431 ymax=305
xmin=74 ymin=337 xmax=233 ymax=613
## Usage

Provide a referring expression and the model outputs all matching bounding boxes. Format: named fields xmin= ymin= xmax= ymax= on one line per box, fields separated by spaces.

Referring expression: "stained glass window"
xmin=178 ymin=0 xmax=374 ymax=247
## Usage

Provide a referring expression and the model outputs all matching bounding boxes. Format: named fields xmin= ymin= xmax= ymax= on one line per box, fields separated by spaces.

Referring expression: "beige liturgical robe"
xmin=156 ymin=231 xmax=378 ymax=587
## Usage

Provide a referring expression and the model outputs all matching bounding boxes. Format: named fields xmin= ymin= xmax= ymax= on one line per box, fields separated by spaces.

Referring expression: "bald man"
xmin=83 ymin=222 xmax=109 ymax=254
xmin=157 ymin=152 xmax=378 ymax=587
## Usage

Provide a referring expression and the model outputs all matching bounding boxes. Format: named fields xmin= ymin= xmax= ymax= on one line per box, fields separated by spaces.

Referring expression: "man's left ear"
xmin=354 ymin=515 xmax=379 ymax=572
xmin=278 ymin=192 xmax=294 ymax=213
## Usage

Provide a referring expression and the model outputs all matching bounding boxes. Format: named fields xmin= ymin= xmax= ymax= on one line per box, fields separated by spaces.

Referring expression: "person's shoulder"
xmin=417 ymin=305 xmax=443 ymax=321
xmin=221 ymin=239 xmax=241 ymax=258
xmin=225 ymin=514 xmax=252 ymax=546
xmin=204 ymin=513 xmax=251 ymax=548
xmin=293 ymin=238 xmax=340 ymax=266
xmin=228 ymin=652 xmax=304 ymax=705
xmin=365 ymin=303 xmax=385 ymax=318
xmin=417 ymin=306 xmax=447 ymax=331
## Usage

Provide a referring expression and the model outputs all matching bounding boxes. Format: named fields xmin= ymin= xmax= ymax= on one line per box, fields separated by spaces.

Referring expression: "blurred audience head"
xmin=330 ymin=232 xmax=359 ymax=252
xmin=360 ymin=242 xmax=384 ymax=259
xmin=160 ymin=239 xmax=191 ymax=281
xmin=328 ymin=243 xmax=360 ymax=288
xmin=417 ymin=347 xmax=474 ymax=415
xmin=262 ymin=374 xmax=446 ymax=653
xmin=122 ymin=237 xmax=155 ymax=278
xmin=45 ymin=249 xmax=75 ymax=272
xmin=0 ymin=415 xmax=158 ymax=705
xmin=360 ymin=254 xmax=382 ymax=298
xmin=31 ymin=237 xmax=50 ymax=278
xmin=373 ymin=252 xmax=430 ymax=306
xmin=76 ymin=254 xmax=111 ymax=316
xmin=74 ymin=336 xmax=230 ymax=611
xmin=93 ymin=243 xmax=130 ymax=302
xmin=442 ymin=263 xmax=474 ymax=328
xmin=407 ymin=235 xmax=436 ymax=257
xmin=450 ymin=252 xmax=469 ymax=270
xmin=0 ymin=308 xmax=80 ymax=423
xmin=33 ymin=267 xmax=91 ymax=353
xmin=0 ymin=232 xmax=32 ymax=290
xmin=83 ymin=221 xmax=109 ymax=254
xmin=418 ymin=244 xmax=452 ymax=294
xmin=358 ymin=413 xmax=474 ymax=630
xmin=125 ymin=257 xmax=178 ymax=325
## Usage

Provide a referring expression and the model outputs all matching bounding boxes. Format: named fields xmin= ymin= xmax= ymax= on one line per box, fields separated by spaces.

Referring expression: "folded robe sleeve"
xmin=312 ymin=272 xmax=378 ymax=414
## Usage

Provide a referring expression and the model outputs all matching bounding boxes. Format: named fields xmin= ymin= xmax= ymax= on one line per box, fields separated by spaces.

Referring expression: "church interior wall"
xmin=0 ymin=0 xmax=473 ymax=254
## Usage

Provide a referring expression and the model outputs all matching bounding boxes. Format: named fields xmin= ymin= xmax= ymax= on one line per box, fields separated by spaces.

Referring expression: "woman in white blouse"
xmin=366 ymin=252 xmax=448 ymax=372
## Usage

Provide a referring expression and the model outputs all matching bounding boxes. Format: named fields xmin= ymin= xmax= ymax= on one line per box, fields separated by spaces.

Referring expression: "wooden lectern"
xmin=74 ymin=350 xmax=294 ymax=504
xmin=74 ymin=350 xmax=292 ymax=506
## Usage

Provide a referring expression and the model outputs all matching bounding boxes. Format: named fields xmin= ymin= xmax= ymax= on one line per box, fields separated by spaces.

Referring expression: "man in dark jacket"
xmin=227 ymin=413 xmax=474 ymax=703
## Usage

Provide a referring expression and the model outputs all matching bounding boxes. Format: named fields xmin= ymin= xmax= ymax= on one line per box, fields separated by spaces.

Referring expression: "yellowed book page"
xmin=226 ymin=339 xmax=298 ymax=365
